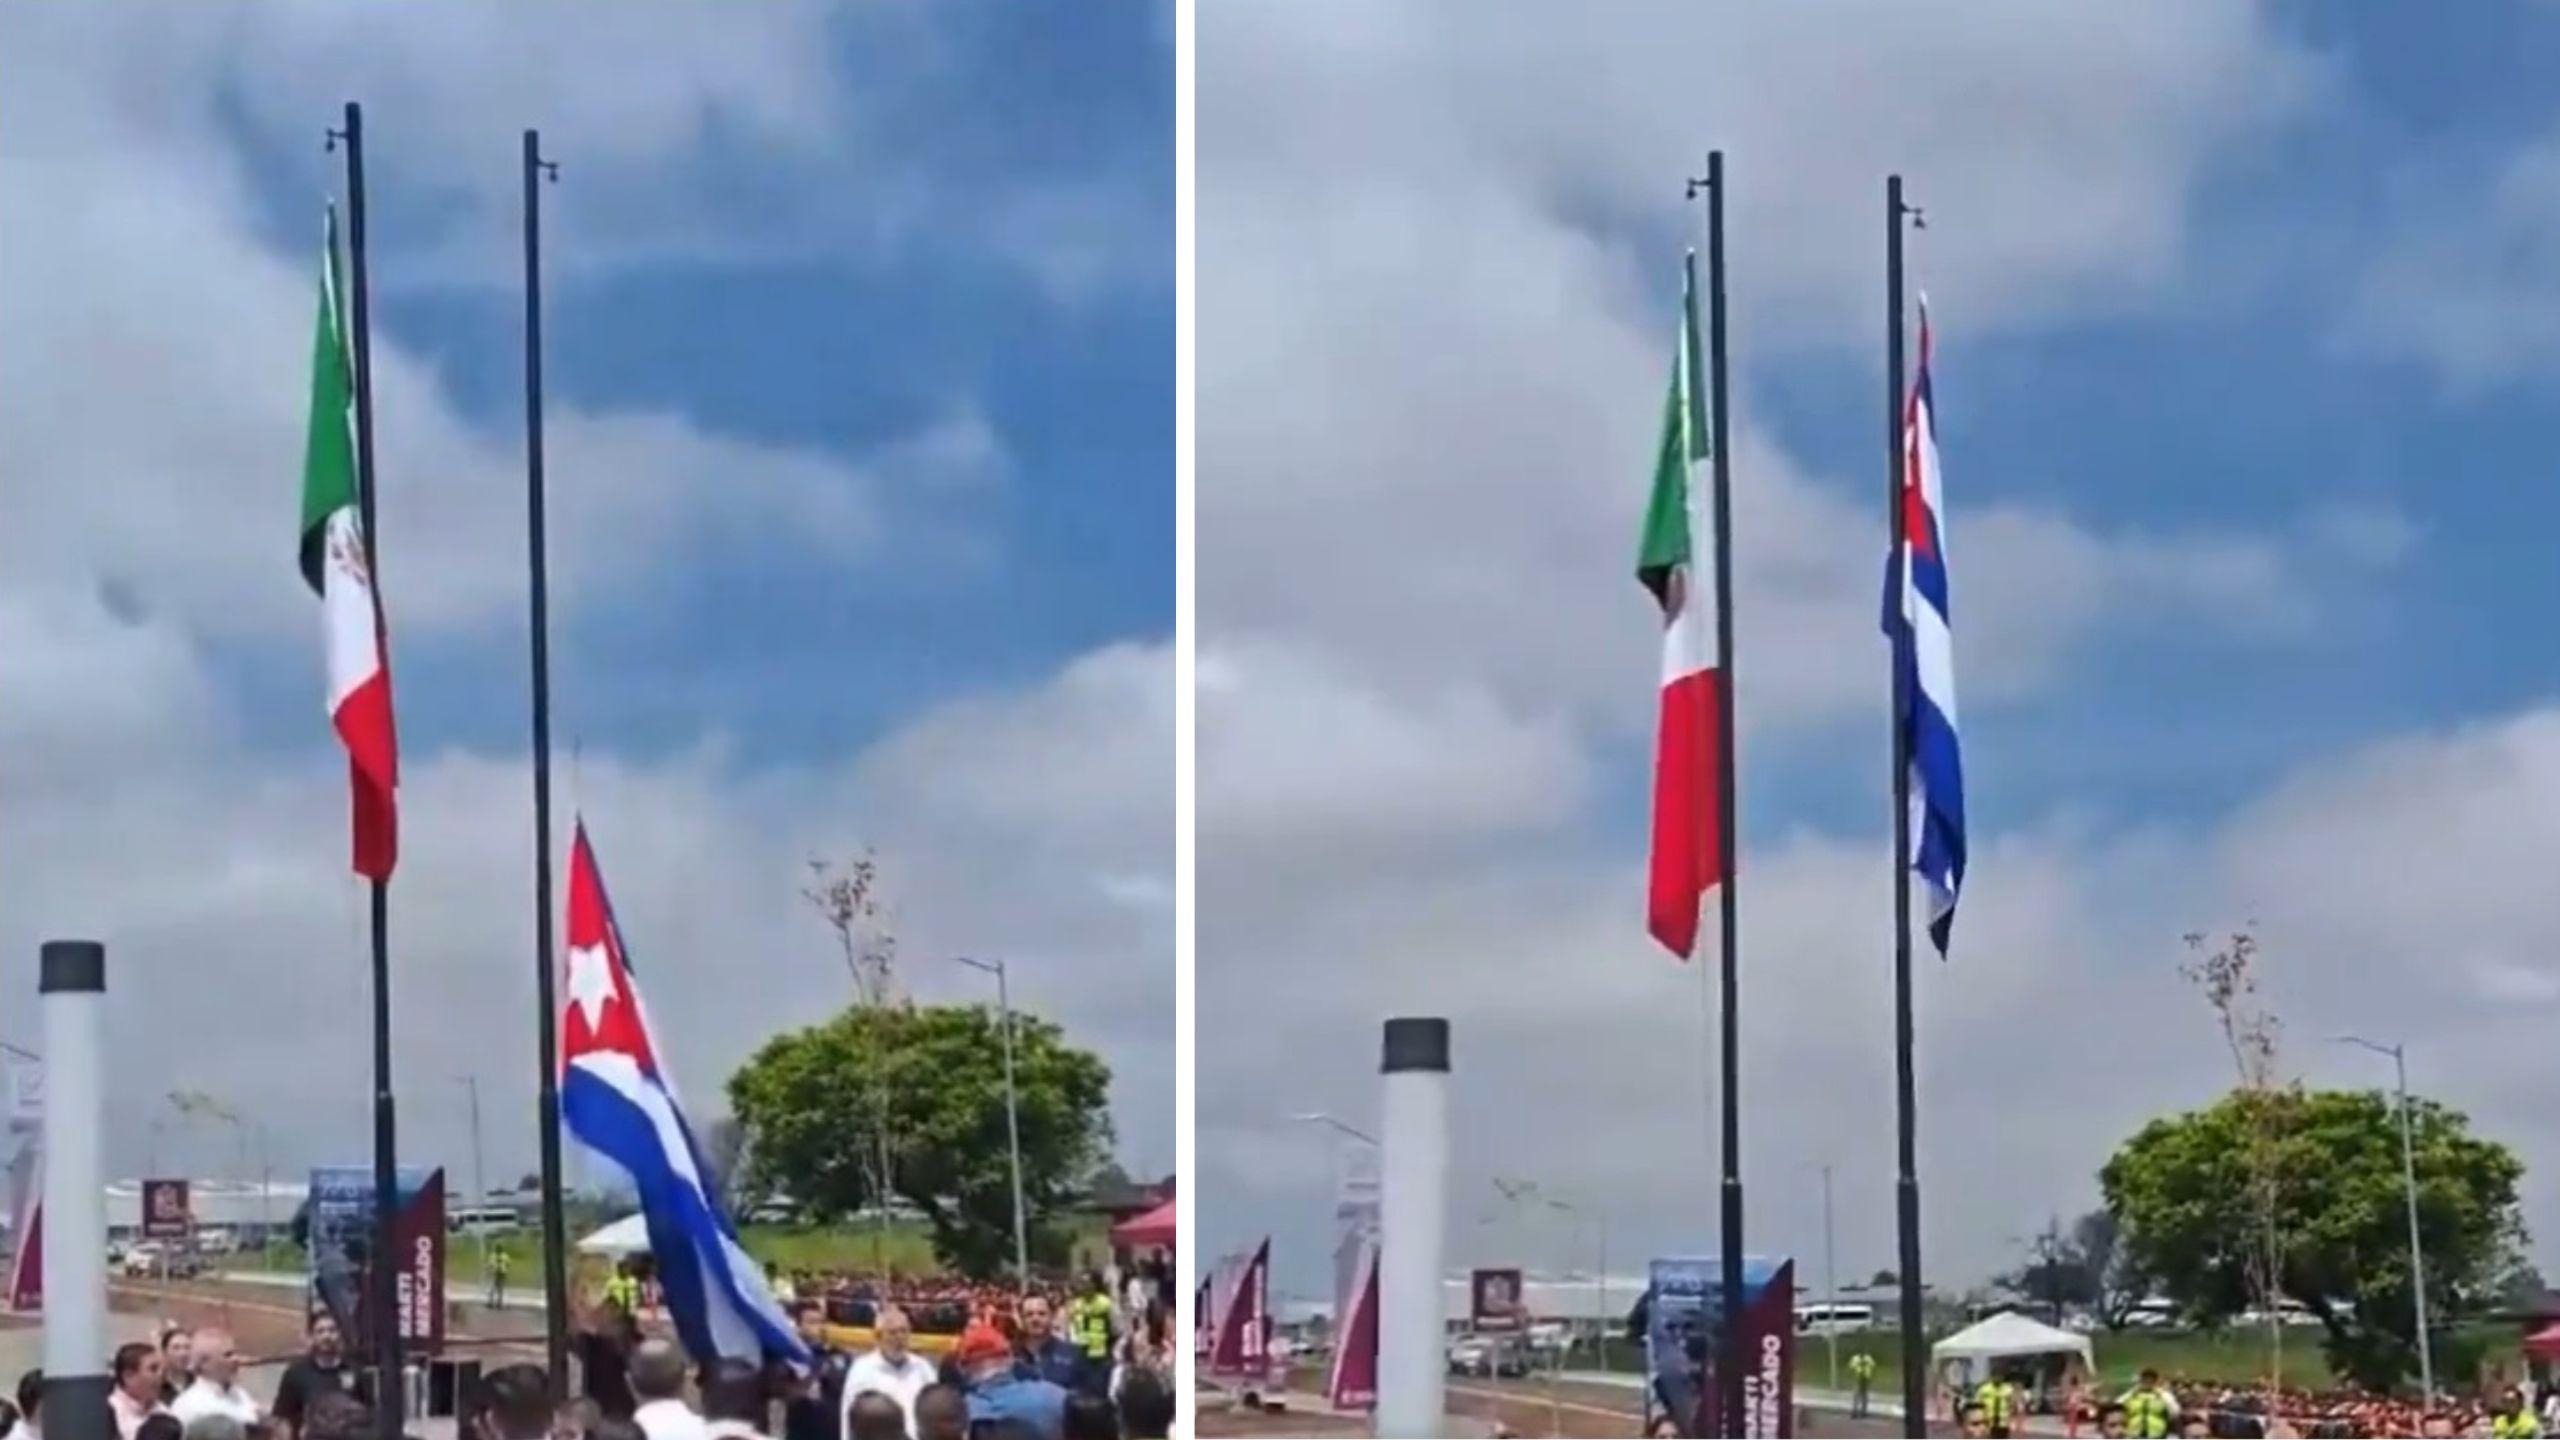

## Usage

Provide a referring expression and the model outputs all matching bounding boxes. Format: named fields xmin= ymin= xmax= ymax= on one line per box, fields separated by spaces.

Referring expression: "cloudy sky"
xmin=1198 ymin=1 xmax=2560 ymax=1303
xmin=0 ymin=6 xmax=1172 ymax=1187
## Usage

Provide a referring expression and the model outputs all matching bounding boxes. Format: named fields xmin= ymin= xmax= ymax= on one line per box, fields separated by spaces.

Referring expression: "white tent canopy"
xmin=1929 ymin=1311 xmax=2094 ymax=1392
xmin=576 ymin=1214 xmax=650 ymax=1258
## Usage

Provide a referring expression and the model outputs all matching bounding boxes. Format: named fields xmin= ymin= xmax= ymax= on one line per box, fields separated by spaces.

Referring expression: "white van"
xmin=1794 ymin=1301 xmax=1877 ymax=1335
xmin=448 ymin=1206 xmax=523 ymax=1236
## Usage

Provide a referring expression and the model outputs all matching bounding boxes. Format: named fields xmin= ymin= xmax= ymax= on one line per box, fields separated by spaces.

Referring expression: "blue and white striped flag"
xmin=1884 ymin=300 xmax=1967 ymax=955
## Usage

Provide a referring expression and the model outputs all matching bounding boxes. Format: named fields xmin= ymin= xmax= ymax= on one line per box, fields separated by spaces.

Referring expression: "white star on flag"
xmin=566 ymin=941 xmax=618 ymax=1033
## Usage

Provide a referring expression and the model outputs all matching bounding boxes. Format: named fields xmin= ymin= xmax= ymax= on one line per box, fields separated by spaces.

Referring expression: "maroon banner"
xmin=141 ymin=1179 xmax=191 ymax=1240
xmin=391 ymin=1168 xmax=447 ymax=1354
xmin=7 ymin=1141 xmax=39 ymax=1313
xmin=1471 ymin=1267 xmax=1526 ymax=1332
xmin=1701 ymin=1258 xmax=1796 ymax=1438
xmin=1327 ymin=1250 xmax=1378 ymax=1411
xmin=1210 ymin=1237 xmax=1269 ymax=1377
xmin=1327 ymin=1157 xmax=1379 ymax=1411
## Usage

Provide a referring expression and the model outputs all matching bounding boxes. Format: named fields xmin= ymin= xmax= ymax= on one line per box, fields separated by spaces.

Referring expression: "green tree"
xmin=727 ymin=1002 xmax=1114 ymax=1278
xmin=2100 ymin=1087 xmax=2526 ymax=1391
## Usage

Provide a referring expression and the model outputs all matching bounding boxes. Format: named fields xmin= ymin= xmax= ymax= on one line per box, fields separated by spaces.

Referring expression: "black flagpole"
xmin=332 ymin=98 xmax=404 ymax=1440
xmin=1687 ymin=147 xmax=1746 ymax=1440
xmin=1887 ymin=172 xmax=1927 ymax=1437
xmin=523 ymin=127 xmax=571 ymax=1396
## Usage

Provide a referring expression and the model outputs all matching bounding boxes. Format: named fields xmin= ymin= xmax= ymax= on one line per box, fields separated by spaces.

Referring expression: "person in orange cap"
xmin=954 ymin=1322 xmax=1065 ymax=1440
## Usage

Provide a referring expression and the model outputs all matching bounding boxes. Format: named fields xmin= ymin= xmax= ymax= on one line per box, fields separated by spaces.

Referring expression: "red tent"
xmin=2525 ymin=1321 xmax=2560 ymax=1361
xmin=1111 ymin=1197 xmax=1176 ymax=1249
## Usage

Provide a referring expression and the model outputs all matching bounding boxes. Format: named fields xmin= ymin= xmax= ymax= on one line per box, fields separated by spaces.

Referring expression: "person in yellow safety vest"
xmin=1848 ymin=1352 xmax=1877 ymax=1417
xmin=604 ymin=1266 xmax=641 ymax=1316
xmin=1070 ymin=1272 xmax=1116 ymax=1367
xmin=1973 ymin=1376 xmax=2015 ymax=1439
xmin=2494 ymin=1389 xmax=2544 ymax=1438
xmin=2119 ymin=1367 xmax=2176 ymax=1439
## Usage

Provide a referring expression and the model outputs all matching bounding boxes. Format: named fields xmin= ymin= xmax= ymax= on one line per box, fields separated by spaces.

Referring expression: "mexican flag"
xmin=1635 ymin=258 xmax=1722 ymax=959
xmin=300 ymin=210 xmax=399 ymax=880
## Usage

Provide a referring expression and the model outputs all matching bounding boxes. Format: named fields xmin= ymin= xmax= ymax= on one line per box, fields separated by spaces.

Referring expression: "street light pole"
xmin=2337 ymin=1035 xmax=2434 ymax=1407
xmin=1809 ymin=1163 xmax=1839 ymax=1393
xmin=1287 ymin=1113 xmax=1379 ymax=1147
xmin=955 ymin=958 xmax=1029 ymax=1290
xmin=456 ymin=1077 xmax=489 ymax=1279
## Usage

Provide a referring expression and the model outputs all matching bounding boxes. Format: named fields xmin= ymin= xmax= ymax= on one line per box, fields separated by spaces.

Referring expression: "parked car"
xmin=1445 ymin=1331 xmax=1532 ymax=1378
xmin=117 ymin=1244 xmax=204 ymax=1279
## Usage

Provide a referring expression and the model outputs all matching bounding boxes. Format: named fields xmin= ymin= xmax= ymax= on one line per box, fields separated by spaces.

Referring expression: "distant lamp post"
xmin=2334 ymin=1034 xmax=2433 ymax=1408
xmin=953 ymin=957 xmax=1029 ymax=1290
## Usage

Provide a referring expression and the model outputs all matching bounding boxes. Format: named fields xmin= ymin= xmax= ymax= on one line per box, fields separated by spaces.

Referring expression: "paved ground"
xmin=1196 ymin=1368 xmax=1954 ymax=1437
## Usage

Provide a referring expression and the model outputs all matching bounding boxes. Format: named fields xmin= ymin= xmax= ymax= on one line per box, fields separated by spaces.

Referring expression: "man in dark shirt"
xmin=270 ymin=1312 xmax=349 ymax=1438
xmin=781 ymin=1301 xmax=845 ymax=1440
xmin=1011 ymin=1297 xmax=1082 ymax=1391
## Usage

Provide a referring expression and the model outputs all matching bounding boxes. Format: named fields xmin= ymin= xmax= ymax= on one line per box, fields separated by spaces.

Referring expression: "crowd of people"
xmin=0 ymin=1250 xmax=1175 ymax=1440
xmin=576 ymin=1257 xmax=1175 ymax=1440
xmin=1950 ymin=1365 xmax=2559 ymax=1439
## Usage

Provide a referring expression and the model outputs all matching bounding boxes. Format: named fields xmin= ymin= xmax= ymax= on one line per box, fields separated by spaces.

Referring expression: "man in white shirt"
xmin=630 ymin=1339 xmax=710 ymax=1440
xmin=108 ymin=1343 xmax=168 ymax=1440
xmin=169 ymin=1329 xmax=259 ymax=1428
xmin=843 ymin=1309 xmax=934 ymax=1440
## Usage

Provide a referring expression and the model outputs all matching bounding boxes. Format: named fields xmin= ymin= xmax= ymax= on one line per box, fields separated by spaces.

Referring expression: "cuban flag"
xmin=1883 ymin=300 xmax=1967 ymax=956
xmin=559 ymin=820 xmax=808 ymax=1365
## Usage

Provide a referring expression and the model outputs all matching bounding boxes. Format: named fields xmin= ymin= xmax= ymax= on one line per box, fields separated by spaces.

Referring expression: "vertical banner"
xmin=393 ymin=1168 xmax=447 ymax=1355
xmin=6 ymin=1140 xmax=39 ymax=1312
xmin=1193 ymin=1276 xmax=1213 ymax=1360
xmin=310 ymin=1166 xmax=445 ymax=1353
xmin=1203 ymin=1249 xmax=1241 ymax=1368
xmin=1471 ymin=1267 xmax=1526 ymax=1332
xmin=141 ymin=1179 xmax=192 ymax=1240
xmin=1210 ymin=1237 xmax=1269 ymax=1378
xmin=5 ymin=1061 xmax=43 ymax=1313
xmin=1643 ymin=1256 xmax=1796 ymax=1438
xmin=1326 ymin=1149 xmax=1379 ymax=1411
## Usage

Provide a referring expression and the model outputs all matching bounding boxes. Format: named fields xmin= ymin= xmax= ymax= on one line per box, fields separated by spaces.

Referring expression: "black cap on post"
xmin=39 ymin=940 xmax=104 ymax=994
xmin=1380 ymin=1017 xmax=1450 ymax=1074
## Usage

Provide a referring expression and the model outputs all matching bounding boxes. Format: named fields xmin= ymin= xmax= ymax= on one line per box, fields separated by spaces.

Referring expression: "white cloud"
xmin=1204 ymin=697 xmax=2560 ymax=1291
xmin=5 ymin=614 xmax=1173 ymax=1184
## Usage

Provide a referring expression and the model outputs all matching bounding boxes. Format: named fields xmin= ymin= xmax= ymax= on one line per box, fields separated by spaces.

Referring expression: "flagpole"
xmin=1685 ymin=146 xmax=1746 ymax=1440
xmin=1886 ymin=172 xmax=1927 ymax=1438
xmin=522 ymin=127 xmax=571 ymax=1396
xmin=332 ymin=98 xmax=404 ymax=1440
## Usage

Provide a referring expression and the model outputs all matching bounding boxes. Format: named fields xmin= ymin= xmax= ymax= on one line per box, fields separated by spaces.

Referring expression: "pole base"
xmin=42 ymin=1374 xmax=114 ymax=1440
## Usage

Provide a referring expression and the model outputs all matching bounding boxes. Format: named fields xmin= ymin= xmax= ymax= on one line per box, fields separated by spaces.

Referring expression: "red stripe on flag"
xmin=337 ymin=669 xmax=398 ymax=880
xmin=1648 ymin=665 xmax=1726 ymax=958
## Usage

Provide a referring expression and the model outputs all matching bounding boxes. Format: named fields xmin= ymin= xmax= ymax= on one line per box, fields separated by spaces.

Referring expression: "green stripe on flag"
xmin=300 ymin=210 xmax=358 ymax=594
xmin=1636 ymin=262 xmax=1711 ymax=607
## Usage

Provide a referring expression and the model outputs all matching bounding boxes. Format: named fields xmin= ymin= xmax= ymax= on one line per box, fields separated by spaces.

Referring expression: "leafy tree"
xmin=2101 ymin=1087 xmax=2526 ymax=1391
xmin=728 ymin=1002 xmax=1114 ymax=1278
xmin=1868 ymin=1269 xmax=1897 ymax=1289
